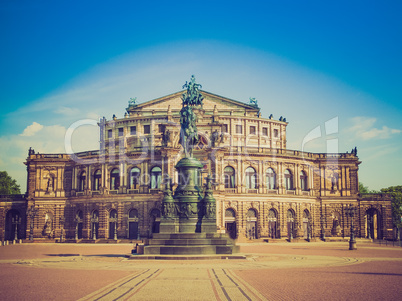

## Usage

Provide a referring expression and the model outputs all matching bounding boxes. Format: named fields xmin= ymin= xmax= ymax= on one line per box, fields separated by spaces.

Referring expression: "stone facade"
xmin=0 ymin=90 xmax=395 ymax=241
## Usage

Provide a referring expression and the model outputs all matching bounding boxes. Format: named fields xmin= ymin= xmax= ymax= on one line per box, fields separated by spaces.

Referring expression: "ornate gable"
xmin=126 ymin=90 xmax=259 ymax=114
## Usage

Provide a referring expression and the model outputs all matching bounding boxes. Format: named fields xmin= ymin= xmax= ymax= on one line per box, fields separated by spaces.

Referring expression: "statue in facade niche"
xmin=46 ymin=177 xmax=53 ymax=192
xmin=162 ymin=130 xmax=171 ymax=146
xmin=331 ymin=172 xmax=339 ymax=191
xmin=220 ymin=132 xmax=225 ymax=143
xmin=211 ymin=130 xmax=219 ymax=147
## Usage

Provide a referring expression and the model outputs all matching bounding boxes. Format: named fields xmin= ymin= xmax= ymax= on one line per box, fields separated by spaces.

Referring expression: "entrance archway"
xmin=150 ymin=209 xmax=160 ymax=236
xmin=128 ymin=209 xmax=139 ymax=239
xmin=287 ymin=209 xmax=295 ymax=239
xmin=268 ymin=209 xmax=278 ymax=238
xmin=366 ymin=208 xmax=381 ymax=239
xmin=246 ymin=209 xmax=258 ymax=239
xmin=225 ymin=208 xmax=237 ymax=239
xmin=5 ymin=209 xmax=21 ymax=241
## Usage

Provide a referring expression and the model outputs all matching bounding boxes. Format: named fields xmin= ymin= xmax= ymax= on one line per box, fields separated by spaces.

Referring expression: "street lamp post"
xmin=320 ymin=213 xmax=326 ymax=241
xmin=12 ymin=214 xmax=21 ymax=241
xmin=110 ymin=216 xmax=118 ymax=240
xmin=345 ymin=204 xmax=358 ymax=250
xmin=26 ymin=205 xmax=38 ymax=241
xmin=91 ymin=216 xmax=98 ymax=240
xmin=74 ymin=216 xmax=80 ymax=240
xmin=59 ymin=216 xmax=65 ymax=242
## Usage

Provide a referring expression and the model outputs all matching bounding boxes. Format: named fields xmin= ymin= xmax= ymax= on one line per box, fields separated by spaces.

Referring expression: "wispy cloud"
xmin=346 ymin=116 xmax=401 ymax=140
xmin=20 ymin=122 xmax=44 ymax=136
xmin=54 ymin=106 xmax=81 ymax=116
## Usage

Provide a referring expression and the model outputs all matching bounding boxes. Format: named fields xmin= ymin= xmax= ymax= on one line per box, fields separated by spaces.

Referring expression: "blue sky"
xmin=1 ymin=0 xmax=401 ymax=192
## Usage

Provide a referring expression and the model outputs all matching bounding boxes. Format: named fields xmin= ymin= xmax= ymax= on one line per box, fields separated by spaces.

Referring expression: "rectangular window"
xmin=262 ymin=127 xmax=268 ymax=136
xmin=273 ymin=129 xmax=279 ymax=138
xmin=222 ymin=124 xmax=228 ymax=133
xmin=144 ymin=125 xmax=151 ymax=134
xmin=250 ymin=126 xmax=256 ymax=135
xmin=118 ymin=128 xmax=124 ymax=137
xmin=236 ymin=125 xmax=242 ymax=134
xmin=130 ymin=126 xmax=136 ymax=135
xmin=108 ymin=129 xmax=112 ymax=139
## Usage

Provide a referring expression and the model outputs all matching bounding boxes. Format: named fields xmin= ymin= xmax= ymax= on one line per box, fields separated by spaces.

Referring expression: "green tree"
xmin=359 ymin=182 xmax=370 ymax=193
xmin=0 ymin=171 xmax=21 ymax=195
xmin=359 ymin=182 xmax=379 ymax=194
xmin=380 ymin=186 xmax=402 ymax=229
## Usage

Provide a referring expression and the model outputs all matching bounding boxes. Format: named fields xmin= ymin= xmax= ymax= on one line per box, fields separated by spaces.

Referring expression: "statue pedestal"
xmin=142 ymin=156 xmax=238 ymax=255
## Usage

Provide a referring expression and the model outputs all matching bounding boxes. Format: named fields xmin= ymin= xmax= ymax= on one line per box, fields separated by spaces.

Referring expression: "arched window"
xmin=76 ymin=210 xmax=83 ymax=220
xmin=224 ymin=166 xmax=235 ymax=188
xmin=129 ymin=209 xmax=138 ymax=219
xmin=284 ymin=169 xmax=293 ymax=190
xmin=245 ymin=167 xmax=257 ymax=189
xmin=300 ymin=171 xmax=308 ymax=191
xmin=79 ymin=171 xmax=86 ymax=191
xmin=129 ymin=167 xmax=141 ymax=189
xmin=93 ymin=170 xmax=101 ymax=191
xmin=110 ymin=169 xmax=120 ymax=190
xmin=110 ymin=209 xmax=117 ymax=219
xmin=266 ymin=168 xmax=276 ymax=189
xmin=151 ymin=166 xmax=162 ymax=189
xmin=225 ymin=208 xmax=236 ymax=219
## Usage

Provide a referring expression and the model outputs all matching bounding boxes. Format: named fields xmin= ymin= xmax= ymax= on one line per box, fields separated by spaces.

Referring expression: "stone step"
xmin=147 ymin=239 xmax=230 ymax=246
xmin=127 ymin=254 xmax=247 ymax=260
xmin=152 ymin=233 xmax=227 ymax=240
xmin=143 ymin=245 xmax=238 ymax=255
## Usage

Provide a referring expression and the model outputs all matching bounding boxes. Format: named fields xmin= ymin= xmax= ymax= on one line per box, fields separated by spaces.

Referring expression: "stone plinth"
xmin=141 ymin=233 xmax=239 ymax=255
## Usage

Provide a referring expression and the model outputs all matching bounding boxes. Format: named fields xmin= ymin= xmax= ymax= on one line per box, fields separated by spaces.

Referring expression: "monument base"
xmin=140 ymin=232 xmax=239 ymax=255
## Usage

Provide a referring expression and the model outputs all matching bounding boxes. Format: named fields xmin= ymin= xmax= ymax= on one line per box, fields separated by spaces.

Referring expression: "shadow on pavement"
xmin=83 ymin=254 xmax=127 ymax=258
xmin=44 ymin=254 xmax=80 ymax=257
